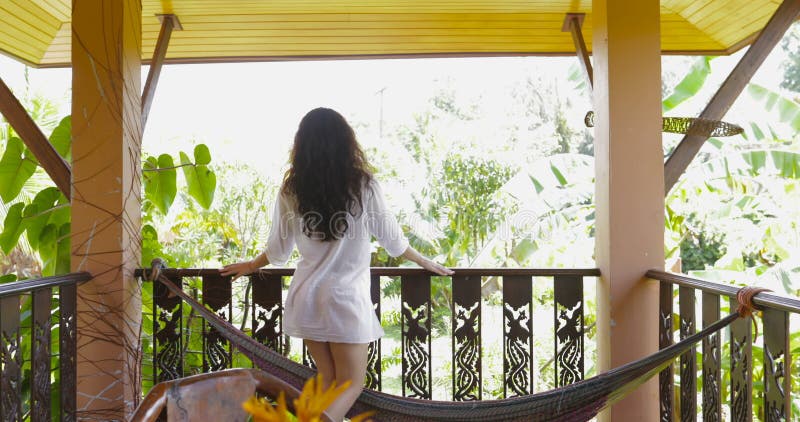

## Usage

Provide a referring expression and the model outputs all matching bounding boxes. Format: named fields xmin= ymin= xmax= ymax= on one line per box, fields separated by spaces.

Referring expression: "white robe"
xmin=264 ymin=180 xmax=408 ymax=343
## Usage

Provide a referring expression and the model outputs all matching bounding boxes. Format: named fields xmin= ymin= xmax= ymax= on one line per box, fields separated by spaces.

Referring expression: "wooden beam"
xmin=664 ymin=0 xmax=800 ymax=193
xmin=0 ymin=77 xmax=71 ymax=199
xmin=563 ymin=13 xmax=593 ymax=89
xmin=142 ymin=14 xmax=180 ymax=128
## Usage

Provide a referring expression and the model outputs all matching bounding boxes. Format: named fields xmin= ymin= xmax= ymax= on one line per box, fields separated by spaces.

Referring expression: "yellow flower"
xmin=244 ymin=374 xmax=375 ymax=422
xmin=242 ymin=393 xmax=291 ymax=422
xmin=294 ymin=374 xmax=351 ymax=421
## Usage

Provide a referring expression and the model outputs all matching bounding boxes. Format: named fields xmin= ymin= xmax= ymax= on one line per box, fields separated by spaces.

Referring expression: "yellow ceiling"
xmin=0 ymin=0 xmax=785 ymax=67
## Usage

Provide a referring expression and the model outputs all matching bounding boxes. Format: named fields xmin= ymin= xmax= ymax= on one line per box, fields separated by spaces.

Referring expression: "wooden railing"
xmin=649 ymin=270 xmax=800 ymax=421
xmin=0 ymin=272 xmax=92 ymax=422
xmin=136 ymin=266 xmax=600 ymax=401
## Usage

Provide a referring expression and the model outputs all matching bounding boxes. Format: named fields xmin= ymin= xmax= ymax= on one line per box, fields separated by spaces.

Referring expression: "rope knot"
xmin=735 ymin=286 xmax=771 ymax=339
xmin=147 ymin=258 xmax=167 ymax=282
xmin=735 ymin=286 xmax=770 ymax=318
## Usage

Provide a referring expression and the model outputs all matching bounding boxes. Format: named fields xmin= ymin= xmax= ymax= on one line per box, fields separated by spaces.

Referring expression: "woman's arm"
xmin=400 ymin=246 xmax=454 ymax=276
xmin=220 ymin=251 xmax=270 ymax=280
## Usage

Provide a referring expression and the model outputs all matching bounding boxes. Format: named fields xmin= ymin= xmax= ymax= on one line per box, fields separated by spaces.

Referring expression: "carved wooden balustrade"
xmin=135 ymin=267 xmax=600 ymax=401
xmin=650 ymin=270 xmax=800 ymax=422
xmin=0 ymin=272 xmax=91 ymax=422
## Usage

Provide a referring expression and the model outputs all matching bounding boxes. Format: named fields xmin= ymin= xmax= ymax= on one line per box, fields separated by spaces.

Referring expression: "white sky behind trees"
xmin=0 ymin=41 xmax=792 ymax=179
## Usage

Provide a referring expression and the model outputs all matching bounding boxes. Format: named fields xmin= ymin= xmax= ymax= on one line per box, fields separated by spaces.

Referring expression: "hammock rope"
xmin=143 ymin=262 xmax=757 ymax=421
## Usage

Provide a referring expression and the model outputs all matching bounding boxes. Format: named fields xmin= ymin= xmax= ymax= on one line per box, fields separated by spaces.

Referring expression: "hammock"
xmin=148 ymin=269 xmax=744 ymax=421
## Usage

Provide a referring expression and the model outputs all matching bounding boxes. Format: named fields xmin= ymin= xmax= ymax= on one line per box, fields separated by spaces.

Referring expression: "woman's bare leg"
xmin=304 ymin=339 xmax=336 ymax=388
xmin=325 ymin=342 xmax=369 ymax=421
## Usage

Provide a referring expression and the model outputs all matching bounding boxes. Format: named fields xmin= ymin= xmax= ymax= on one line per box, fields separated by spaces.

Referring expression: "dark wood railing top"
xmin=0 ymin=271 xmax=92 ymax=298
xmin=648 ymin=269 xmax=800 ymax=314
xmin=135 ymin=267 xmax=601 ymax=279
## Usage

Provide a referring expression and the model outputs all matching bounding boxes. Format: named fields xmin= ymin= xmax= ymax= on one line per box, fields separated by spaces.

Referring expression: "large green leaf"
xmin=38 ymin=221 xmax=70 ymax=276
xmin=0 ymin=137 xmax=37 ymax=202
xmin=55 ymin=223 xmax=71 ymax=275
xmin=23 ymin=187 xmax=69 ymax=250
xmin=747 ymin=83 xmax=800 ymax=132
xmin=143 ymin=154 xmax=177 ymax=215
xmin=0 ymin=202 xmax=26 ymax=254
xmin=663 ymin=57 xmax=712 ymax=112
xmin=141 ymin=224 xmax=163 ymax=267
xmin=180 ymin=149 xmax=216 ymax=209
xmin=38 ymin=223 xmax=57 ymax=276
xmin=550 ymin=163 xmax=568 ymax=186
xmin=49 ymin=116 xmax=71 ymax=162
xmin=193 ymin=144 xmax=211 ymax=165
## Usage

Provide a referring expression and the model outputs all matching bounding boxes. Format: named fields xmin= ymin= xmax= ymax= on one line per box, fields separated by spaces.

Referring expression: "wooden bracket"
xmin=0 ymin=77 xmax=71 ymax=199
xmin=142 ymin=14 xmax=182 ymax=128
xmin=562 ymin=13 xmax=593 ymax=90
xmin=663 ymin=0 xmax=800 ymax=193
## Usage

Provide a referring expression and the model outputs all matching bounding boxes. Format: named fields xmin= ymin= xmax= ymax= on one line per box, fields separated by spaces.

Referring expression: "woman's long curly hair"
xmin=281 ymin=108 xmax=373 ymax=241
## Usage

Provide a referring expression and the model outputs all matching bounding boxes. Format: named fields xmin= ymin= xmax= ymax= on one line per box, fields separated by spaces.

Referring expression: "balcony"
xmin=1 ymin=266 xmax=796 ymax=420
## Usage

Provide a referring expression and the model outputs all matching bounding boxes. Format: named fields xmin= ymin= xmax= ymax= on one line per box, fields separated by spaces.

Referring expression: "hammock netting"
xmin=583 ymin=111 xmax=744 ymax=137
xmin=149 ymin=271 xmax=741 ymax=421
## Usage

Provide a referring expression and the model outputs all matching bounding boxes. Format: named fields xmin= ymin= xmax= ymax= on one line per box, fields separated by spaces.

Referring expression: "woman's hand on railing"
xmin=221 ymin=252 xmax=269 ymax=280
xmin=419 ymin=258 xmax=454 ymax=276
xmin=220 ymin=260 xmax=255 ymax=280
xmin=400 ymin=246 xmax=454 ymax=276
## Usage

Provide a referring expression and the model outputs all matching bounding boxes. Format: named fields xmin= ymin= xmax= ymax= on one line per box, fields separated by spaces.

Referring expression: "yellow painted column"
xmin=592 ymin=0 xmax=663 ymax=420
xmin=71 ymin=0 xmax=142 ymax=419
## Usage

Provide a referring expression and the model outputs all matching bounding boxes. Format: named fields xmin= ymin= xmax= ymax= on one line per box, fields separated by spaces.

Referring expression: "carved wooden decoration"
xmin=503 ymin=275 xmax=533 ymax=398
xmin=452 ymin=274 xmax=481 ymax=401
xmin=401 ymin=275 xmax=431 ymax=399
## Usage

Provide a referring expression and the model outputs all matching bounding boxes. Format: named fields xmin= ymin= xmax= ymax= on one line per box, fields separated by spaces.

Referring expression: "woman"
xmin=221 ymin=107 xmax=452 ymax=421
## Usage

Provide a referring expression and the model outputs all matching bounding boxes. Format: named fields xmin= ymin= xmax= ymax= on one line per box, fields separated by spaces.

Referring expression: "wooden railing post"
xmin=659 ymin=282 xmax=675 ymax=422
xmin=452 ymin=274 xmax=482 ymax=401
xmin=554 ymin=275 xmax=584 ymax=387
xmin=762 ymin=308 xmax=791 ymax=420
xmin=679 ymin=286 xmax=697 ymax=421
xmin=502 ymin=275 xmax=533 ymax=398
xmin=701 ymin=293 xmax=721 ymax=422
xmin=400 ymin=274 xmax=432 ymax=399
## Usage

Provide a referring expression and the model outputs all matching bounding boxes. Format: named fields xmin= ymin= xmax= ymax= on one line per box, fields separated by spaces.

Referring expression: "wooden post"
xmin=71 ymin=0 xmax=143 ymax=419
xmin=592 ymin=0 xmax=663 ymax=420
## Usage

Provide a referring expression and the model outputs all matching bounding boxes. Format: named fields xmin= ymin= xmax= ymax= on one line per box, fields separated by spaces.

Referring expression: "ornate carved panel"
xmin=0 ymin=296 xmax=22 ymax=421
xmin=59 ymin=284 xmax=78 ymax=422
xmin=554 ymin=275 xmax=583 ymax=387
xmin=659 ymin=282 xmax=674 ymax=422
xmin=452 ymin=274 xmax=481 ymax=401
xmin=729 ymin=297 xmax=752 ymax=422
xmin=251 ymin=274 xmax=286 ymax=355
xmin=678 ymin=286 xmax=696 ymax=422
xmin=32 ymin=289 xmax=52 ymax=422
xmin=202 ymin=275 xmax=232 ymax=372
xmin=503 ymin=275 xmax=532 ymax=398
xmin=401 ymin=275 xmax=431 ymax=399
xmin=701 ymin=293 xmax=721 ymax=422
xmin=762 ymin=308 xmax=790 ymax=421
xmin=366 ymin=274 xmax=382 ymax=390
xmin=154 ymin=276 xmax=183 ymax=381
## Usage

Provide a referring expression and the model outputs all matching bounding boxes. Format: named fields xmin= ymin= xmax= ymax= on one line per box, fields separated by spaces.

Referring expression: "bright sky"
xmin=0 ymin=41 xmax=791 ymax=178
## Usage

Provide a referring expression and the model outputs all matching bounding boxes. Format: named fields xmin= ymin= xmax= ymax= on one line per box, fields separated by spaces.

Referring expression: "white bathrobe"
xmin=265 ymin=180 xmax=408 ymax=343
